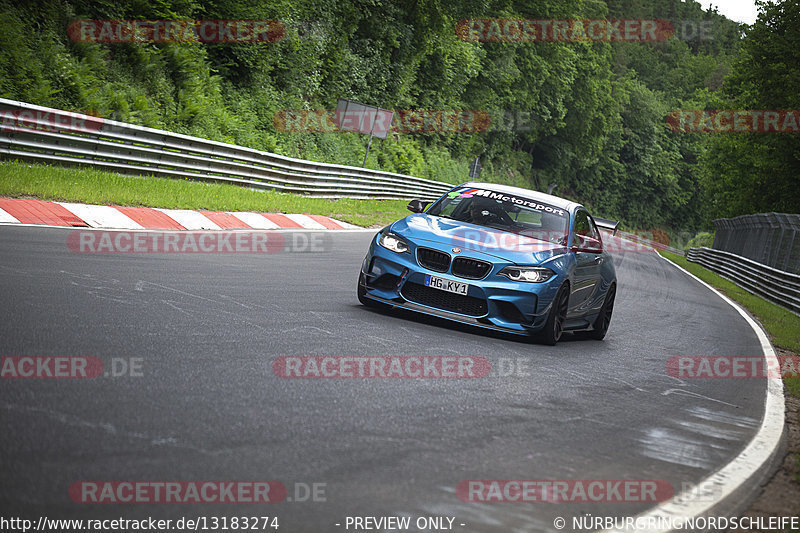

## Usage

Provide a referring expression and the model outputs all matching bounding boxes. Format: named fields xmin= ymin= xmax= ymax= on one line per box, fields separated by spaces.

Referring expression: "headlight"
xmin=499 ymin=266 xmax=555 ymax=283
xmin=379 ymin=232 xmax=410 ymax=253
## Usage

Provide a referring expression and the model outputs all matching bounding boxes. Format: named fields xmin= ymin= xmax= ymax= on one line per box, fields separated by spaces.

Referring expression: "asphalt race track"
xmin=0 ymin=226 xmax=770 ymax=532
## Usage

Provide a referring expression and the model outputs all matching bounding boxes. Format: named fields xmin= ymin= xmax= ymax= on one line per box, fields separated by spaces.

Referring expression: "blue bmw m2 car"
xmin=357 ymin=182 xmax=617 ymax=345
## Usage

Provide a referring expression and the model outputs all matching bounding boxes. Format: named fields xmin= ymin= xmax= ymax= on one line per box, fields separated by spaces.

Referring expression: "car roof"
xmin=458 ymin=181 xmax=582 ymax=212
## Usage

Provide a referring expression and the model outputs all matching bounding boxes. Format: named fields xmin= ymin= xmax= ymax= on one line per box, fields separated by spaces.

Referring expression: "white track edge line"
xmin=600 ymin=251 xmax=785 ymax=533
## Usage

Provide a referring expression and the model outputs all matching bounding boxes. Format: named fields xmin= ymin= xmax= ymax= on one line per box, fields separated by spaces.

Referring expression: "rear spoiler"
xmin=593 ymin=217 xmax=620 ymax=236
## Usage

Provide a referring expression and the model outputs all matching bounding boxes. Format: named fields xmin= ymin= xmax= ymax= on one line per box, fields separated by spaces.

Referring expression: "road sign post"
xmin=334 ymin=99 xmax=394 ymax=167
xmin=469 ymin=157 xmax=481 ymax=178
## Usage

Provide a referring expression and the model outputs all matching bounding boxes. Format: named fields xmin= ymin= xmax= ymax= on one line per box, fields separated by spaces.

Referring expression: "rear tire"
xmin=536 ymin=282 xmax=569 ymax=346
xmin=589 ymin=283 xmax=616 ymax=340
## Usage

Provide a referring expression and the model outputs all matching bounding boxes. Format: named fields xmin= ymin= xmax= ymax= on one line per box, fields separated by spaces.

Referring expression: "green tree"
xmin=699 ymin=0 xmax=800 ymax=220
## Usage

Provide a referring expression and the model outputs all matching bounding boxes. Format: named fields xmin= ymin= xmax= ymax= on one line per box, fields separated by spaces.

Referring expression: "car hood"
xmin=391 ymin=214 xmax=566 ymax=265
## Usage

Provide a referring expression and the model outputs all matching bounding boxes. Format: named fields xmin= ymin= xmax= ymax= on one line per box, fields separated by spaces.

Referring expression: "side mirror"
xmin=406 ymin=199 xmax=430 ymax=213
xmin=571 ymin=235 xmax=603 ymax=253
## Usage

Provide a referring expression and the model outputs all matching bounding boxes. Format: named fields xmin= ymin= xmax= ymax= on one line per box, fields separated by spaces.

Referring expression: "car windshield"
xmin=427 ymin=187 xmax=570 ymax=244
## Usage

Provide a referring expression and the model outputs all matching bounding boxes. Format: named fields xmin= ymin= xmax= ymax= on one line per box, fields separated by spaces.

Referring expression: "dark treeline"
xmin=1 ymin=0 xmax=797 ymax=231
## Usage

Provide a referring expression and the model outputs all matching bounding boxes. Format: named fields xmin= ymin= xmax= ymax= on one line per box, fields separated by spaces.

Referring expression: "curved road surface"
xmin=0 ymin=226 xmax=770 ymax=532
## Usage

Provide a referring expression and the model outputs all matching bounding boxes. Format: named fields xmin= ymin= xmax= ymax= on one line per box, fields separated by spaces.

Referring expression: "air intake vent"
xmin=401 ymin=282 xmax=488 ymax=316
xmin=416 ymin=247 xmax=450 ymax=272
xmin=452 ymin=257 xmax=492 ymax=280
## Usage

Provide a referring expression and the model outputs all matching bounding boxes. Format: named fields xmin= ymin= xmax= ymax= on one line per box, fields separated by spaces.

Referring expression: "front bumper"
xmin=359 ymin=233 xmax=564 ymax=336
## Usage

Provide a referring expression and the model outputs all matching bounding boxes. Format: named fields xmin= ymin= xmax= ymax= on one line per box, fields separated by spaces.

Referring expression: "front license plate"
xmin=425 ymin=275 xmax=469 ymax=295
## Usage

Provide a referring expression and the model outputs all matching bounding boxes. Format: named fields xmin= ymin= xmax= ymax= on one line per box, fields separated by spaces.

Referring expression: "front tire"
xmin=536 ymin=282 xmax=569 ymax=346
xmin=589 ymin=283 xmax=615 ymax=340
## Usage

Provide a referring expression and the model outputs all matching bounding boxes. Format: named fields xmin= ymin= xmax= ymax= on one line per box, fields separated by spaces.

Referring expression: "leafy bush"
xmin=684 ymin=231 xmax=716 ymax=250
xmin=0 ymin=0 xmax=752 ymax=232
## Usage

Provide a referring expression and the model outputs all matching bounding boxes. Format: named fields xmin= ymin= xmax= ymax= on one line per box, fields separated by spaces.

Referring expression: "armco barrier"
xmin=0 ymin=98 xmax=453 ymax=201
xmin=1 ymin=98 xmax=690 ymax=258
xmin=616 ymin=229 xmax=685 ymax=255
xmin=687 ymin=246 xmax=800 ymax=315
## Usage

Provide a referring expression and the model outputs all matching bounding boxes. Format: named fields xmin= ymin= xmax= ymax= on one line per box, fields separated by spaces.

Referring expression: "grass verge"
xmin=660 ymin=250 xmax=800 ymax=397
xmin=0 ymin=160 xmax=414 ymax=228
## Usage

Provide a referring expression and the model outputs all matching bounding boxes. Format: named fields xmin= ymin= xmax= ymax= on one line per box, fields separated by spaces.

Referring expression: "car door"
xmin=568 ymin=209 xmax=604 ymax=317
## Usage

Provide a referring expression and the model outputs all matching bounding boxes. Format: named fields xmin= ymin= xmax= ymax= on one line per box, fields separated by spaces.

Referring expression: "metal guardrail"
xmin=0 ymin=98 xmax=454 ymax=201
xmin=615 ymin=229 xmax=685 ymax=255
xmin=0 ymin=100 xmax=710 ymax=261
xmin=687 ymin=246 xmax=800 ymax=315
xmin=713 ymin=213 xmax=800 ymax=274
